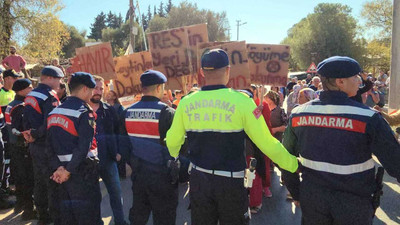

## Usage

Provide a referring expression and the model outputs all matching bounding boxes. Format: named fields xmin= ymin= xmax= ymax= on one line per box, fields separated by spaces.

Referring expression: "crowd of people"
xmin=0 ymin=45 xmax=399 ymax=225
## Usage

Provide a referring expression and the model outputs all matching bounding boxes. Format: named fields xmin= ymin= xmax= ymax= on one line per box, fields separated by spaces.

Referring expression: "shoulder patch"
xmin=253 ymin=105 xmax=263 ymax=119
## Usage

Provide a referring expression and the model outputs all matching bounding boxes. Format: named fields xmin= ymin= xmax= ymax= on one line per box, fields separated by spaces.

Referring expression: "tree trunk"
xmin=0 ymin=0 xmax=14 ymax=59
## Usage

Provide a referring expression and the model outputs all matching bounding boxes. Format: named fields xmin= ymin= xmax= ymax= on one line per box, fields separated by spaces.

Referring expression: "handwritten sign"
xmin=73 ymin=42 xmax=116 ymax=80
xmin=197 ymin=41 xmax=251 ymax=90
xmin=185 ymin=24 xmax=209 ymax=87
xmin=147 ymin=27 xmax=192 ymax=91
xmin=113 ymin=51 xmax=152 ymax=97
xmin=247 ymin=44 xmax=290 ymax=87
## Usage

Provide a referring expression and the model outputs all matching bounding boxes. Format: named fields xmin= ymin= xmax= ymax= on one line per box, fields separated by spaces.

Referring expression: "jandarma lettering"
xmin=48 ymin=116 xmax=69 ymax=128
xmin=25 ymin=97 xmax=37 ymax=107
xmin=294 ymin=116 xmax=353 ymax=129
xmin=184 ymin=99 xmax=236 ymax=114
xmin=127 ymin=111 xmax=156 ymax=119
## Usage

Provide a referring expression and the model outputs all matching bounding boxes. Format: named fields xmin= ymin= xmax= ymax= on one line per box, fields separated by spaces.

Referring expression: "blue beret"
xmin=140 ymin=70 xmax=167 ymax=87
xmin=70 ymin=72 xmax=96 ymax=88
xmin=41 ymin=66 xmax=64 ymax=78
xmin=3 ymin=69 xmax=22 ymax=78
xmin=317 ymin=56 xmax=361 ymax=78
xmin=12 ymin=78 xmax=32 ymax=92
xmin=201 ymin=48 xmax=230 ymax=70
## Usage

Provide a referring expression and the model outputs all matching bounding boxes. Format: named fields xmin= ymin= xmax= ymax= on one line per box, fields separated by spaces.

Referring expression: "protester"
xmin=2 ymin=46 xmax=26 ymax=74
xmin=298 ymin=88 xmax=317 ymax=105
xmin=364 ymin=83 xmax=380 ymax=107
xmin=308 ymin=76 xmax=320 ymax=91
xmin=172 ymin=90 xmax=183 ymax=108
xmin=23 ymin=66 xmax=63 ymax=224
xmin=121 ymin=70 xmax=177 ymax=225
xmin=282 ymin=56 xmax=400 ymax=225
xmin=89 ymin=76 xmax=127 ymax=225
xmin=47 ymin=72 xmax=102 ymax=225
xmin=305 ymin=74 xmax=312 ymax=84
xmin=166 ymin=49 xmax=298 ymax=225
xmin=286 ymin=77 xmax=297 ymax=95
xmin=283 ymin=84 xmax=301 ymax=116
xmin=264 ymin=90 xmax=287 ymax=142
xmin=5 ymin=79 xmax=36 ymax=219
xmin=51 ymin=58 xmax=66 ymax=76
xmin=56 ymin=83 xmax=68 ymax=103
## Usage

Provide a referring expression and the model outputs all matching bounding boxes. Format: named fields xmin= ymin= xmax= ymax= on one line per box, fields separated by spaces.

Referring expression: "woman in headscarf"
xmin=284 ymin=84 xmax=301 ymax=116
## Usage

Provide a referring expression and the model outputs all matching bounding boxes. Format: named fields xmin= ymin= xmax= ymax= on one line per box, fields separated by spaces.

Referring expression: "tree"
xmin=88 ymin=11 xmax=106 ymax=40
xmin=22 ymin=14 xmax=69 ymax=61
xmin=158 ymin=2 xmax=165 ymax=17
xmin=361 ymin=0 xmax=392 ymax=38
xmin=147 ymin=5 xmax=152 ymax=23
xmin=62 ymin=25 xmax=86 ymax=58
xmin=0 ymin=0 xmax=65 ymax=59
xmin=148 ymin=2 xmax=229 ymax=41
xmin=141 ymin=14 xmax=149 ymax=31
xmin=165 ymin=0 xmax=173 ymax=14
xmin=154 ymin=5 xmax=157 ymax=17
xmin=282 ymin=3 xmax=365 ymax=69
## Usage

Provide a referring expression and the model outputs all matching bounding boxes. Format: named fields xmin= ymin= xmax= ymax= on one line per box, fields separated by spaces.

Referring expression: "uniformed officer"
xmin=23 ymin=66 xmax=63 ymax=224
xmin=282 ymin=56 xmax=400 ymax=225
xmin=0 ymin=69 xmax=21 ymax=195
xmin=88 ymin=75 xmax=127 ymax=225
xmin=166 ymin=49 xmax=298 ymax=225
xmin=47 ymin=72 xmax=102 ymax=225
xmin=5 ymin=79 xmax=36 ymax=219
xmin=120 ymin=70 xmax=176 ymax=225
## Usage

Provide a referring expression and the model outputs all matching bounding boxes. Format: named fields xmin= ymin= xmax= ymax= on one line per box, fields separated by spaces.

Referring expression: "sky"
xmin=59 ymin=0 xmax=367 ymax=44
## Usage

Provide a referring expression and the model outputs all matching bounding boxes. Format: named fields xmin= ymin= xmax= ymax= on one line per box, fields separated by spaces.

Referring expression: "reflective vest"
xmin=125 ymin=100 xmax=169 ymax=165
xmin=0 ymin=88 xmax=15 ymax=108
xmin=166 ymin=85 xmax=298 ymax=172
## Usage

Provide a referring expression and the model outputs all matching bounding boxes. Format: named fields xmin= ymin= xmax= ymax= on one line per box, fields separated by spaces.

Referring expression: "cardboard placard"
xmin=197 ymin=41 xmax=251 ymax=90
xmin=113 ymin=51 xmax=152 ymax=97
xmin=72 ymin=42 xmax=116 ymax=80
xmin=185 ymin=24 xmax=209 ymax=87
xmin=247 ymin=44 xmax=290 ymax=86
xmin=147 ymin=27 xmax=192 ymax=91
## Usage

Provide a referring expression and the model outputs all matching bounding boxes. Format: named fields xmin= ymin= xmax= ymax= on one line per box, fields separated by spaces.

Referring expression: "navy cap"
xmin=3 ymin=69 xmax=22 ymax=78
xmin=140 ymin=70 xmax=167 ymax=87
xmin=201 ymin=48 xmax=230 ymax=70
xmin=12 ymin=78 xmax=32 ymax=92
xmin=317 ymin=56 xmax=361 ymax=78
xmin=70 ymin=72 xmax=96 ymax=88
xmin=41 ymin=66 xmax=64 ymax=78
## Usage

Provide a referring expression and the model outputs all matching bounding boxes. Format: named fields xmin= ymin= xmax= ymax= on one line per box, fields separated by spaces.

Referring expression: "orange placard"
xmin=247 ymin=44 xmax=290 ymax=86
xmin=73 ymin=42 xmax=116 ymax=80
xmin=113 ymin=51 xmax=152 ymax=97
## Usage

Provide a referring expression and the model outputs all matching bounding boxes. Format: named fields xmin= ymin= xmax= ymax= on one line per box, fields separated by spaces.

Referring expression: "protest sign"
xmin=197 ymin=41 xmax=250 ymax=90
xmin=113 ymin=51 xmax=152 ymax=97
xmin=73 ymin=42 xmax=116 ymax=80
xmin=247 ymin=44 xmax=290 ymax=87
xmin=147 ymin=27 xmax=192 ymax=91
xmin=185 ymin=23 xmax=209 ymax=87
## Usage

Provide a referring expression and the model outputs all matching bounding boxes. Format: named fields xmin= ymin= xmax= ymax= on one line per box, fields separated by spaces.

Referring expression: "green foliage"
xmin=148 ymin=2 xmax=230 ymax=42
xmin=158 ymin=2 xmax=166 ymax=17
xmin=282 ymin=3 xmax=365 ymax=69
xmin=166 ymin=0 xmax=173 ymax=14
xmin=361 ymin=0 xmax=392 ymax=38
xmin=62 ymin=25 xmax=86 ymax=58
xmin=88 ymin=12 xmax=106 ymax=40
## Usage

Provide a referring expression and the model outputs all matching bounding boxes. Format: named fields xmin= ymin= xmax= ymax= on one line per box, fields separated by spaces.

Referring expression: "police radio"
xmin=244 ymin=158 xmax=257 ymax=188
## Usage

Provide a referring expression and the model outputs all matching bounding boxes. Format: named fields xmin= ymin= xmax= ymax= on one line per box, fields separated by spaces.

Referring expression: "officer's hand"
xmin=116 ymin=153 xmax=122 ymax=162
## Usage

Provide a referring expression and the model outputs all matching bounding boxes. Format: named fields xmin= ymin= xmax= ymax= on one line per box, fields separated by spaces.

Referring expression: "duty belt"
xmin=191 ymin=163 xmax=245 ymax=178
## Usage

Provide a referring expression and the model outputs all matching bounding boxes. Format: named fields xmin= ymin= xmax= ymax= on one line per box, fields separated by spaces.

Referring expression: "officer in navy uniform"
xmin=23 ymin=66 xmax=63 ymax=224
xmin=282 ymin=56 xmax=400 ymax=225
xmin=46 ymin=72 xmax=103 ymax=225
xmin=120 ymin=70 xmax=177 ymax=225
xmin=5 ymin=79 xmax=36 ymax=219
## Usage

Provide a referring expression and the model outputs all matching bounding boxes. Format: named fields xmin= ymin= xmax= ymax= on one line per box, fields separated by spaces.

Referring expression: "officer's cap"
xmin=317 ymin=56 xmax=361 ymax=79
xmin=12 ymin=78 xmax=32 ymax=92
xmin=70 ymin=72 xmax=96 ymax=88
xmin=3 ymin=69 xmax=22 ymax=78
xmin=140 ymin=70 xmax=167 ymax=87
xmin=201 ymin=48 xmax=230 ymax=70
xmin=41 ymin=66 xmax=64 ymax=78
